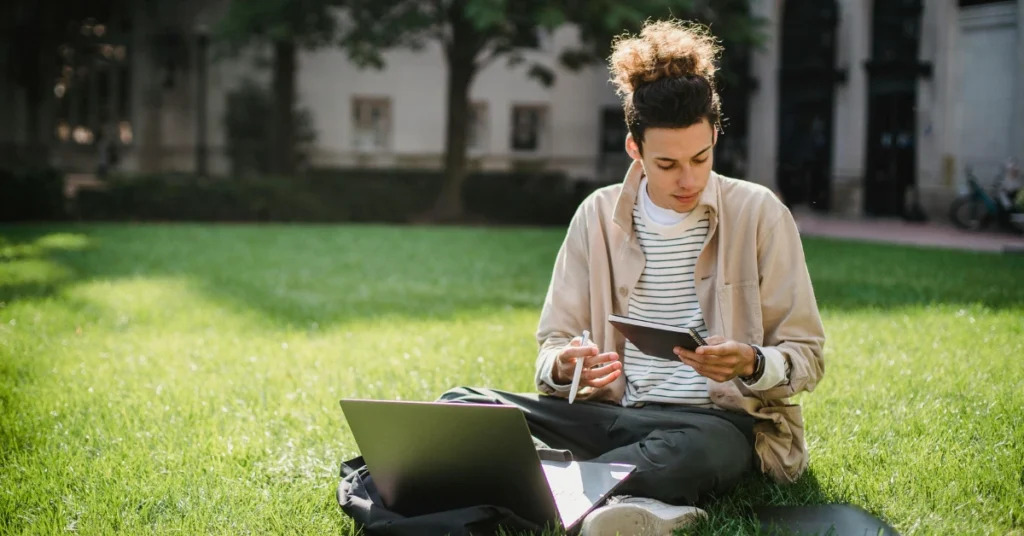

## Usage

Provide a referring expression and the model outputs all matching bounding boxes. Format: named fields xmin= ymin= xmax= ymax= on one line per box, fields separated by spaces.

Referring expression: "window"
xmin=600 ymin=107 xmax=627 ymax=155
xmin=352 ymin=97 xmax=391 ymax=150
xmin=511 ymin=105 xmax=548 ymax=152
xmin=871 ymin=0 xmax=923 ymax=63
xmin=467 ymin=102 xmax=488 ymax=151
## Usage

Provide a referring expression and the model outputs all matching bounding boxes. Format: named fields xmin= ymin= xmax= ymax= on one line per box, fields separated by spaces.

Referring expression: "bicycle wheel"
xmin=949 ymin=197 xmax=990 ymax=230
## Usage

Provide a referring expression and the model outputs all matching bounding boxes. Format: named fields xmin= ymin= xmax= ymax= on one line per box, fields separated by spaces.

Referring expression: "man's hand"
xmin=551 ymin=337 xmax=622 ymax=388
xmin=673 ymin=335 xmax=756 ymax=382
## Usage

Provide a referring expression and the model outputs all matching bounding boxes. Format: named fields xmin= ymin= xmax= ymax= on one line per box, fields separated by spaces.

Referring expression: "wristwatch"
xmin=740 ymin=345 xmax=765 ymax=384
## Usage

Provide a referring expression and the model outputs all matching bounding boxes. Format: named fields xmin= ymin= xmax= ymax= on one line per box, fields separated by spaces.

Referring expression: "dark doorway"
xmin=715 ymin=38 xmax=754 ymax=180
xmin=864 ymin=92 xmax=917 ymax=216
xmin=776 ymin=0 xmax=840 ymax=212
xmin=864 ymin=0 xmax=928 ymax=217
xmin=598 ymin=107 xmax=631 ymax=181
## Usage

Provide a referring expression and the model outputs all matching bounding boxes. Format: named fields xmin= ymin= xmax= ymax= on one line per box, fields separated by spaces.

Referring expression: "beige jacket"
xmin=534 ymin=161 xmax=826 ymax=483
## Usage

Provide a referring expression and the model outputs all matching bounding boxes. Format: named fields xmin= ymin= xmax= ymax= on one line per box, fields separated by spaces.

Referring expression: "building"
xmin=748 ymin=0 xmax=1023 ymax=218
xmin=1 ymin=0 xmax=1021 ymax=220
xmin=0 ymin=0 xmax=628 ymax=184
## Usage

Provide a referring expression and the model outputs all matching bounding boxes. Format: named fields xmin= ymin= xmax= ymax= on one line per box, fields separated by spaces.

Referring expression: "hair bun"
xmin=609 ymin=20 xmax=721 ymax=96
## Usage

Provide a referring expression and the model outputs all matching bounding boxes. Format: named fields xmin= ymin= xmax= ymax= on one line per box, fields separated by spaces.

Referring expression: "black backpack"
xmin=337 ymin=456 xmax=546 ymax=536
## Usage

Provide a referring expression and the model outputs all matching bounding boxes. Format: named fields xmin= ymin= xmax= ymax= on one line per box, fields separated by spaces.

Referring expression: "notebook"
xmin=607 ymin=314 xmax=707 ymax=360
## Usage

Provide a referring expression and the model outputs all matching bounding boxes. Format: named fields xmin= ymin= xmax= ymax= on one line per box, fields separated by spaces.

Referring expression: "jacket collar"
xmin=612 ymin=160 xmax=721 ymax=234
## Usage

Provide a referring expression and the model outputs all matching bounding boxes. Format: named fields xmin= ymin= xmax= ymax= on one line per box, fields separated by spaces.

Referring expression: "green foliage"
xmin=223 ymin=79 xmax=317 ymax=177
xmin=0 ymin=225 xmax=1022 ymax=534
xmin=338 ymin=0 xmax=763 ymax=85
xmin=215 ymin=0 xmax=342 ymax=51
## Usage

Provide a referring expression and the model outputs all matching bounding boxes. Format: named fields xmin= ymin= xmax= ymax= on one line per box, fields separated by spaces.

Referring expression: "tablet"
xmin=608 ymin=314 xmax=707 ymax=360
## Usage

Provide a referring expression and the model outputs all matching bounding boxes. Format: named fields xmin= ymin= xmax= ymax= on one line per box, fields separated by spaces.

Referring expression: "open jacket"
xmin=534 ymin=161 xmax=826 ymax=483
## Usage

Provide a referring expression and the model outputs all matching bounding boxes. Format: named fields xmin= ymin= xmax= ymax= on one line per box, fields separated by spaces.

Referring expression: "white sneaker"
xmin=579 ymin=496 xmax=706 ymax=536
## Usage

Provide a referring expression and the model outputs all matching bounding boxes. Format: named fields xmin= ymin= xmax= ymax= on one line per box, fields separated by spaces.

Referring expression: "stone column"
xmin=1015 ymin=0 xmax=1024 ymax=163
xmin=916 ymin=0 xmax=943 ymax=215
xmin=829 ymin=0 xmax=870 ymax=217
xmin=746 ymin=0 xmax=781 ymax=191
xmin=133 ymin=2 xmax=165 ymax=174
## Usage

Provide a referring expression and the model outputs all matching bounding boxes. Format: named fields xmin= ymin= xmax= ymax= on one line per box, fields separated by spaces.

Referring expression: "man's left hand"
xmin=673 ymin=335 xmax=756 ymax=382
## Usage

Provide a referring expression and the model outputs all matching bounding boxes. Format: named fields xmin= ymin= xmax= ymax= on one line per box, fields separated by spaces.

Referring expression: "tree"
xmin=223 ymin=77 xmax=317 ymax=176
xmin=338 ymin=0 xmax=763 ymax=221
xmin=217 ymin=0 xmax=341 ymax=176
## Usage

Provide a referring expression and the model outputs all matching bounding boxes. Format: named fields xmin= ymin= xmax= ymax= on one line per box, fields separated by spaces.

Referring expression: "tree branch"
xmin=474 ymin=41 xmax=507 ymax=70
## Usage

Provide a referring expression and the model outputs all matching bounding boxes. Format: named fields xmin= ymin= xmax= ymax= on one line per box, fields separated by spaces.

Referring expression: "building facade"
xmin=1 ymin=0 xmax=1020 ymax=220
xmin=748 ymin=0 xmax=1023 ymax=217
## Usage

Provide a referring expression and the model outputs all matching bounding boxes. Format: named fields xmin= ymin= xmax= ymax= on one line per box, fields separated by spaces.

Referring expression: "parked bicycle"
xmin=949 ymin=160 xmax=1024 ymax=233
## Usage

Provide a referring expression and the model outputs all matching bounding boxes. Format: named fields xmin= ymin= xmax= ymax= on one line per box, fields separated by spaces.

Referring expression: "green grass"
xmin=1 ymin=223 xmax=1021 ymax=535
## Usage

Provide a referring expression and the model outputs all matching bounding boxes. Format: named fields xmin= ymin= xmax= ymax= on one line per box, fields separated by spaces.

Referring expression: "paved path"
xmin=793 ymin=213 xmax=1024 ymax=254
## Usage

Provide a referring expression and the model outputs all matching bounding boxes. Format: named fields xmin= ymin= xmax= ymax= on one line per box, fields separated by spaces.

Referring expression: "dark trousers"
xmin=438 ymin=387 xmax=755 ymax=506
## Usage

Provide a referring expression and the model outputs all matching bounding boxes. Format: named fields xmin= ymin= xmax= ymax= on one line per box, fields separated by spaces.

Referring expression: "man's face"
xmin=626 ymin=120 xmax=716 ymax=213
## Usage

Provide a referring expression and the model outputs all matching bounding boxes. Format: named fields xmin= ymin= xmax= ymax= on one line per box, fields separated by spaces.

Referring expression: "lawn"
xmin=1 ymin=223 xmax=1021 ymax=535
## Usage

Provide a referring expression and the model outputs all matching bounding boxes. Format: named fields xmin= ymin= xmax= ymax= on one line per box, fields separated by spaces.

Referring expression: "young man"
xmin=441 ymin=20 xmax=825 ymax=535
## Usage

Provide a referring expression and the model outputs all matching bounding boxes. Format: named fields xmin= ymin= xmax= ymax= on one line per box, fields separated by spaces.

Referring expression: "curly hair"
xmin=608 ymin=19 xmax=723 ymax=151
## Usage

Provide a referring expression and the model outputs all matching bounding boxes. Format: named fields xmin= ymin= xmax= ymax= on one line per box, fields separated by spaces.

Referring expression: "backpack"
xmin=337 ymin=456 xmax=546 ymax=536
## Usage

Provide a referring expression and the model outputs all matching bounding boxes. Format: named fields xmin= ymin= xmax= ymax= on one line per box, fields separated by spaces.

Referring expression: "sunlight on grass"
xmin=1 ymin=224 xmax=1022 ymax=535
xmin=0 ymin=258 xmax=71 ymax=288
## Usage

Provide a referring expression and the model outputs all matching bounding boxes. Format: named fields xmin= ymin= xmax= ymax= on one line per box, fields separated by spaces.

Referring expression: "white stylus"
xmin=568 ymin=330 xmax=590 ymax=404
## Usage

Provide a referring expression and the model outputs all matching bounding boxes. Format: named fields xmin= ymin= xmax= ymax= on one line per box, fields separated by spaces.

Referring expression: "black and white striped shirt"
xmin=622 ymin=179 xmax=712 ymax=407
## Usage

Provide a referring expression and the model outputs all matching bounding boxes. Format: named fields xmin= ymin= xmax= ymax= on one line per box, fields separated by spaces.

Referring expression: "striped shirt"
xmin=622 ymin=179 xmax=712 ymax=408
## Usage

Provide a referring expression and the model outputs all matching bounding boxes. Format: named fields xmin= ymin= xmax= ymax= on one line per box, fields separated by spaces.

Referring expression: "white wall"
xmin=1014 ymin=0 xmax=1024 ymax=163
xmin=291 ymin=25 xmax=615 ymax=179
xmin=953 ymin=2 xmax=1019 ymax=184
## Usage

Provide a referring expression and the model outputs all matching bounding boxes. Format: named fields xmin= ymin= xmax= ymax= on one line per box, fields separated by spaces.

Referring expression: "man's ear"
xmin=625 ymin=133 xmax=642 ymax=161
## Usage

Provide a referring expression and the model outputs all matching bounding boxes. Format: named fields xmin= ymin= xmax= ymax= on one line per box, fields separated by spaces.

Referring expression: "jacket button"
xmin=619 ymin=287 xmax=628 ymax=297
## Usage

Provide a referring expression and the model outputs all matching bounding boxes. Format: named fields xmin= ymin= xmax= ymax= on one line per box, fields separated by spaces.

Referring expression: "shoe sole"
xmin=580 ymin=504 xmax=704 ymax=536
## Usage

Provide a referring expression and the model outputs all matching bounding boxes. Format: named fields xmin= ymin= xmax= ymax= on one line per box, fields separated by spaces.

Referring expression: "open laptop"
xmin=340 ymin=398 xmax=635 ymax=532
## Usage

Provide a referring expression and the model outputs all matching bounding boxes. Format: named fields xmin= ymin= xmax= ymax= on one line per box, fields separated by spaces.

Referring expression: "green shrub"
xmin=463 ymin=170 xmax=578 ymax=225
xmin=0 ymin=167 xmax=67 ymax=221
xmin=75 ymin=174 xmax=333 ymax=222
xmin=72 ymin=168 xmax=614 ymax=226
xmin=224 ymin=78 xmax=317 ymax=176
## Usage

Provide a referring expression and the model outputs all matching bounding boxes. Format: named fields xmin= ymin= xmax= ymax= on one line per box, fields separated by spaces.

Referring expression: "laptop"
xmin=340 ymin=398 xmax=635 ymax=532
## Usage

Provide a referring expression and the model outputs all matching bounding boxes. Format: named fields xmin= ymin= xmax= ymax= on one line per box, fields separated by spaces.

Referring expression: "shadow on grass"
xmin=2 ymin=225 xmax=1023 ymax=332
xmin=686 ymin=468 xmax=876 ymax=535
xmin=0 ymin=224 xmax=561 ymax=329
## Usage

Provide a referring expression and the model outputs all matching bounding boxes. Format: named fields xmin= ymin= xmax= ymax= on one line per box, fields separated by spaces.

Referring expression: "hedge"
xmin=71 ymin=169 xmax=612 ymax=226
xmin=0 ymin=167 xmax=66 ymax=222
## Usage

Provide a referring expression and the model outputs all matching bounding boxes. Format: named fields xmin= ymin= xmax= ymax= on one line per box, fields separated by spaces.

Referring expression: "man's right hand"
xmin=551 ymin=336 xmax=622 ymax=388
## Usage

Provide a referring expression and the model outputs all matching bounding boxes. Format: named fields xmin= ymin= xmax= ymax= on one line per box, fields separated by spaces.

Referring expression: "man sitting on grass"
xmin=442 ymin=19 xmax=825 ymax=536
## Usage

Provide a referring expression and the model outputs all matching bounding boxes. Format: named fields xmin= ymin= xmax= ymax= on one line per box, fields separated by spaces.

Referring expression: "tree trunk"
xmin=271 ymin=39 xmax=296 ymax=176
xmin=429 ymin=53 xmax=476 ymax=221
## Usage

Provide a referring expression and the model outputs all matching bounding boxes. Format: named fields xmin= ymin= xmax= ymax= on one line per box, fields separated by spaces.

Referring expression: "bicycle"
xmin=949 ymin=161 xmax=1024 ymax=233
